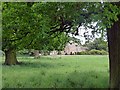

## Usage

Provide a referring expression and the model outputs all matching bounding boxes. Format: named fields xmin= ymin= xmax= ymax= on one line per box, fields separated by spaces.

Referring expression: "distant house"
xmin=64 ymin=41 xmax=88 ymax=55
xmin=31 ymin=41 xmax=88 ymax=56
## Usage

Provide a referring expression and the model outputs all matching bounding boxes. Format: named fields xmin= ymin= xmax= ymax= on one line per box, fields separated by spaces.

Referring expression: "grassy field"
xmin=2 ymin=55 xmax=109 ymax=88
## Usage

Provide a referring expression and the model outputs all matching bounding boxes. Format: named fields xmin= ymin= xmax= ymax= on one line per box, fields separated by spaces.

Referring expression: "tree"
xmin=2 ymin=2 xmax=70 ymax=64
xmin=86 ymin=38 xmax=108 ymax=51
xmin=2 ymin=2 xmax=120 ymax=88
xmin=34 ymin=2 xmax=120 ymax=89
xmin=2 ymin=3 xmax=34 ymax=65
xmin=46 ymin=33 xmax=69 ymax=51
xmin=2 ymin=2 xmax=49 ymax=64
xmin=107 ymin=17 xmax=120 ymax=89
xmin=96 ymin=2 xmax=120 ymax=89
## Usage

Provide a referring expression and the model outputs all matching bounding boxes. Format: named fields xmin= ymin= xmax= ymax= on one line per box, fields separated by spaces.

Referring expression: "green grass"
xmin=2 ymin=55 xmax=109 ymax=88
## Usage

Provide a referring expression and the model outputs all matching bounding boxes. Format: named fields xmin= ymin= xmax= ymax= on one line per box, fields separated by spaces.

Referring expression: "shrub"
xmin=77 ymin=51 xmax=89 ymax=55
xmin=99 ymin=50 xmax=108 ymax=55
xmin=77 ymin=49 xmax=108 ymax=55
xmin=89 ymin=49 xmax=101 ymax=55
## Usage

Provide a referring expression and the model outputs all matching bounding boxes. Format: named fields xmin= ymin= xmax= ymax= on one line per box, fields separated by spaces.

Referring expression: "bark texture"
xmin=34 ymin=50 xmax=40 ymax=59
xmin=107 ymin=16 xmax=120 ymax=89
xmin=4 ymin=48 xmax=18 ymax=65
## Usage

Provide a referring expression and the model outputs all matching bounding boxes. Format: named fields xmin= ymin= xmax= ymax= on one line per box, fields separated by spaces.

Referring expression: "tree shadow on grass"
xmin=2 ymin=56 xmax=65 ymax=69
xmin=2 ymin=60 xmax=59 ymax=69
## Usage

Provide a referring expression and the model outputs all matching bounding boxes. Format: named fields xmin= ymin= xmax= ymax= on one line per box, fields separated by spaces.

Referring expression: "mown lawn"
xmin=2 ymin=55 xmax=109 ymax=88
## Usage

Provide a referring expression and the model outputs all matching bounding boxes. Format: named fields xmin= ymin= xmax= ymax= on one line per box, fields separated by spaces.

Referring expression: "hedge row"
xmin=77 ymin=49 xmax=108 ymax=55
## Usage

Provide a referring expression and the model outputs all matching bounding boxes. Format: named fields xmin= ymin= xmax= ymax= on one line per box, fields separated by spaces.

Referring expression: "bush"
xmin=89 ymin=49 xmax=100 ymax=55
xmin=77 ymin=49 xmax=108 ymax=55
xmin=77 ymin=51 xmax=89 ymax=55
xmin=99 ymin=50 xmax=109 ymax=55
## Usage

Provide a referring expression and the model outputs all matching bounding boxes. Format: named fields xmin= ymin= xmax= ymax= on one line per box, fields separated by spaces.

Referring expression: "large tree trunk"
xmin=34 ymin=50 xmax=40 ymax=59
xmin=4 ymin=48 xmax=19 ymax=65
xmin=107 ymin=16 xmax=120 ymax=89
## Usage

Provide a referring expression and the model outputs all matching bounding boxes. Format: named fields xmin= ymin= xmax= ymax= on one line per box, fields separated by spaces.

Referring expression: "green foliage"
xmin=2 ymin=2 xmax=69 ymax=52
xmin=86 ymin=38 xmax=108 ymax=51
xmin=83 ymin=3 xmax=120 ymax=29
xmin=68 ymin=36 xmax=82 ymax=45
xmin=2 ymin=55 xmax=109 ymax=88
xmin=102 ymin=3 xmax=120 ymax=28
xmin=88 ymin=49 xmax=108 ymax=55
xmin=2 ymin=2 xmax=120 ymax=52
xmin=2 ymin=3 xmax=36 ymax=50
xmin=44 ymin=33 xmax=69 ymax=51
xmin=17 ymin=49 xmax=30 ymax=55
xmin=78 ymin=49 xmax=108 ymax=55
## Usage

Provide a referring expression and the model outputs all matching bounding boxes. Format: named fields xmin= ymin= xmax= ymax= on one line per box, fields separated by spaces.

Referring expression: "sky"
xmin=69 ymin=23 xmax=103 ymax=45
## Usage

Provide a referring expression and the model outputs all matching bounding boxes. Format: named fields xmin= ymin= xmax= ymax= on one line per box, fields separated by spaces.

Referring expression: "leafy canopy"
xmin=2 ymin=2 xmax=120 ymax=51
